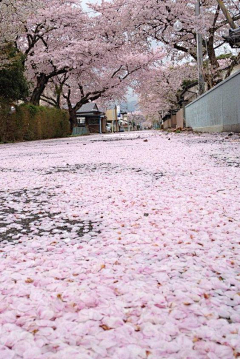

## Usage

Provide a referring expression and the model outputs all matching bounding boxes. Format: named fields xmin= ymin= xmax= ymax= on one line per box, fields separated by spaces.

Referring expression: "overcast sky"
xmin=81 ymin=0 xmax=100 ymax=11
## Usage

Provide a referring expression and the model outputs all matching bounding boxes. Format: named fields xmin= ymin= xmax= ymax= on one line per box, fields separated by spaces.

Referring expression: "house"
xmin=119 ymin=112 xmax=129 ymax=131
xmin=75 ymin=103 xmax=106 ymax=135
xmin=105 ymin=107 xmax=120 ymax=132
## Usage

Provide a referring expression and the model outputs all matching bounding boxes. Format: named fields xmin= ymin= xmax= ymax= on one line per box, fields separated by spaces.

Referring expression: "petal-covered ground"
xmin=0 ymin=131 xmax=240 ymax=359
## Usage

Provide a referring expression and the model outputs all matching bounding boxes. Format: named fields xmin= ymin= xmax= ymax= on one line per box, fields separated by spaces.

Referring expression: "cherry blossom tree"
xmin=15 ymin=0 xmax=88 ymax=105
xmin=127 ymin=111 xmax=146 ymax=129
xmin=0 ymin=0 xmax=42 ymax=67
xmin=58 ymin=48 xmax=162 ymax=129
xmin=92 ymin=0 xmax=240 ymax=88
xmin=18 ymin=0 xmax=163 ymax=128
xmin=135 ymin=63 xmax=197 ymax=117
xmin=0 ymin=0 xmax=20 ymax=67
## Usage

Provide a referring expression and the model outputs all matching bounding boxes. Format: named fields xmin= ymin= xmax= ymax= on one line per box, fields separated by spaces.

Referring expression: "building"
xmin=74 ymin=103 xmax=106 ymax=135
xmin=105 ymin=107 xmax=119 ymax=132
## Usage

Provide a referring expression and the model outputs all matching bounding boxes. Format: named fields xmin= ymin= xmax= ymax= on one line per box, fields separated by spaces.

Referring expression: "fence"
xmin=185 ymin=71 xmax=240 ymax=132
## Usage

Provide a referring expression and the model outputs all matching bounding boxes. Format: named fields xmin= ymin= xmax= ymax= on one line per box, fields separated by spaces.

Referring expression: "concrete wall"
xmin=163 ymin=115 xmax=177 ymax=129
xmin=176 ymin=109 xmax=184 ymax=128
xmin=185 ymin=71 xmax=240 ymax=132
xmin=171 ymin=114 xmax=177 ymax=128
xmin=163 ymin=118 xmax=171 ymax=129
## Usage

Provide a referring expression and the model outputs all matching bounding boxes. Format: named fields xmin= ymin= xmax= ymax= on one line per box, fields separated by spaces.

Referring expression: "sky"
xmin=81 ymin=0 xmax=99 ymax=12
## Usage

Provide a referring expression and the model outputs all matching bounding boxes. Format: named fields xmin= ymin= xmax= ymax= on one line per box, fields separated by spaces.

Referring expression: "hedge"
xmin=0 ymin=103 xmax=71 ymax=143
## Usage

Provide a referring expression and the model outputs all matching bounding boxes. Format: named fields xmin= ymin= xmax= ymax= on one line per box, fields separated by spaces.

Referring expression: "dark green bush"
xmin=0 ymin=103 xmax=70 ymax=143
xmin=0 ymin=44 xmax=29 ymax=101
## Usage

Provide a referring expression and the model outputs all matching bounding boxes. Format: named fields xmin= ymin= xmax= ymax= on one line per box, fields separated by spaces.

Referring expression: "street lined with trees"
xmin=1 ymin=0 xmax=239 ymax=129
xmin=1 ymin=0 xmax=163 ymax=130
xmin=0 ymin=2 xmax=240 ymax=358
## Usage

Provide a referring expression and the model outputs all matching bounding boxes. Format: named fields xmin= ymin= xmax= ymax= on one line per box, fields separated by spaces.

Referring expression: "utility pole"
xmin=195 ymin=1 xmax=205 ymax=96
xmin=216 ymin=0 xmax=236 ymax=29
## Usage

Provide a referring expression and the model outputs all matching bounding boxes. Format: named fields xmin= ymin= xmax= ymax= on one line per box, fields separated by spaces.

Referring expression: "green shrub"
xmin=0 ymin=103 xmax=70 ymax=143
xmin=0 ymin=44 xmax=29 ymax=101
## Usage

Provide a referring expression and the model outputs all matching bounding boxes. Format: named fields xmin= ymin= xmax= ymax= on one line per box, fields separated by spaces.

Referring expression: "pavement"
xmin=0 ymin=130 xmax=240 ymax=359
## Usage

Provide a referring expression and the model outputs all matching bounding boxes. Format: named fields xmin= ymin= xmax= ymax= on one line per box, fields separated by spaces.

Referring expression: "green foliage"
xmin=217 ymin=53 xmax=232 ymax=60
xmin=0 ymin=104 xmax=70 ymax=143
xmin=181 ymin=79 xmax=197 ymax=89
xmin=0 ymin=44 xmax=29 ymax=101
xmin=27 ymin=104 xmax=39 ymax=117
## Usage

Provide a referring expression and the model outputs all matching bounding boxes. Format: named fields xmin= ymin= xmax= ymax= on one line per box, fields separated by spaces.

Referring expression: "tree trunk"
xmin=69 ymin=108 xmax=77 ymax=131
xmin=207 ymin=37 xmax=219 ymax=69
xmin=30 ymin=73 xmax=48 ymax=105
xmin=69 ymin=99 xmax=89 ymax=131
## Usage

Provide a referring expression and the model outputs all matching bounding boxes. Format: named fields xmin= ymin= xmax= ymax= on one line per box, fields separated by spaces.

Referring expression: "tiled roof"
xmin=77 ymin=103 xmax=99 ymax=113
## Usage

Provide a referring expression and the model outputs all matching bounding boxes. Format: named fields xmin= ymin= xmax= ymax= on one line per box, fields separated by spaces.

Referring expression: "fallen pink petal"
xmin=0 ymin=131 xmax=240 ymax=358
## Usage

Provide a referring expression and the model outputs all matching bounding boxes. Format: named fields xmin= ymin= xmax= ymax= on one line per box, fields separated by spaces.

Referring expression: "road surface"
xmin=0 ymin=131 xmax=240 ymax=359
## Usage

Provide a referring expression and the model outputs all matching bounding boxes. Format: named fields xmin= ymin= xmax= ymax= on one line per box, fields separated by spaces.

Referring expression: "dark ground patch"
xmin=0 ymin=187 xmax=100 ymax=244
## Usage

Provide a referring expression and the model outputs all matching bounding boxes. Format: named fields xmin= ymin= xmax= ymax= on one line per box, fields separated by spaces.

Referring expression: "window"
xmin=77 ymin=117 xmax=85 ymax=126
